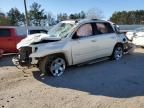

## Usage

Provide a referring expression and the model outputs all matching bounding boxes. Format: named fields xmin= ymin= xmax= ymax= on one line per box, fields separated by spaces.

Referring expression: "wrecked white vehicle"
xmin=13 ymin=19 xmax=133 ymax=77
xmin=133 ymin=35 xmax=144 ymax=47
xmin=126 ymin=27 xmax=144 ymax=38
xmin=126 ymin=27 xmax=144 ymax=47
xmin=132 ymin=28 xmax=144 ymax=47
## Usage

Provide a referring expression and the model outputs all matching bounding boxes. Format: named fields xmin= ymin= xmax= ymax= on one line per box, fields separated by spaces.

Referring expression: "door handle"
xmin=91 ymin=40 xmax=97 ymax=42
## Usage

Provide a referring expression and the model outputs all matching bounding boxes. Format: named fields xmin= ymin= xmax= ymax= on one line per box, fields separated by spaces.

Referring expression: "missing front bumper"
xmin=12 ymin=47 xmax=33 ymax=67
xmin=12 ymin=55 xmax=32 ymax=67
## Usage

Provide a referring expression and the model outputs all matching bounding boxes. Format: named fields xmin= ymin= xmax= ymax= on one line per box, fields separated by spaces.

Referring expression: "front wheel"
xmin=112 ymin=45 xmax=123 ymax=60
xmin=39 ymin=56 xmax=66 ymax=77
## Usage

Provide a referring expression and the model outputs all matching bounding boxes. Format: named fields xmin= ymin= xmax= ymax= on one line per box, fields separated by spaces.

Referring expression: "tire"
xmin=39 ymin=56 xmax=66 ymax=77
xmin=111 ymin=44 xmax=123 ymax=60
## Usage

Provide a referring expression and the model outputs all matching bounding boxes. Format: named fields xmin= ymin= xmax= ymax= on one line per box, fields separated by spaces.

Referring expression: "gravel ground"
xmin=0 ymin=48 xmax=144 ymax=108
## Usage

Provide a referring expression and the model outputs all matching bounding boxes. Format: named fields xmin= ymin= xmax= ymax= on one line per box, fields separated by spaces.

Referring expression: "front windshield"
xmin=48 ymin=22 xmax=74 ymax=38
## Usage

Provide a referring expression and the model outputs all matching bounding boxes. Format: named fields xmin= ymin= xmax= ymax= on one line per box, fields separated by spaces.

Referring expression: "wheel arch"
xmin=114 ymin=42 xmax=124 ymax=50
xmin=39 ymin=52 xmax=69 ymax=66
xmin=111 ymin=42 xmax=124 ymax=60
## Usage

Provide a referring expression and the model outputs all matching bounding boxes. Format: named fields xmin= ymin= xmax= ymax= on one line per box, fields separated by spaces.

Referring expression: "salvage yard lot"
xmin=0 ymin=48 xmax=144 ymax=108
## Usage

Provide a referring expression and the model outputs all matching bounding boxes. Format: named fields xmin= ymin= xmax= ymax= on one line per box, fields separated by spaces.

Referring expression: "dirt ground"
xmin=0 ymin=48 xmax=144 ymax=108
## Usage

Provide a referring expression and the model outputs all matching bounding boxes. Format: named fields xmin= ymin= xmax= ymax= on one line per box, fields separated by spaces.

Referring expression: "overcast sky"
xmin=0 ymin=0 xmax=144 ymax=19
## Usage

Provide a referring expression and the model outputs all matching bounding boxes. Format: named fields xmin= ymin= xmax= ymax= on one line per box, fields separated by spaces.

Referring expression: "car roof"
xmin=60 ymin=19 xmax=110 ymax=25
xmin=79 ymin=19 xmax=107 ymax=23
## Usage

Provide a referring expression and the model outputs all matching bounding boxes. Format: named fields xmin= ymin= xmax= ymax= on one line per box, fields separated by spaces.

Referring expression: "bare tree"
xmin=46 ymin=12 xmax=56 ymax=26
xmin=29 ymin=2 xmax=47 ymax=26
xmin=86 ymin=8 xmax=104 ymax=19
xmin=7 ymin=8 xmax=25 ymax=26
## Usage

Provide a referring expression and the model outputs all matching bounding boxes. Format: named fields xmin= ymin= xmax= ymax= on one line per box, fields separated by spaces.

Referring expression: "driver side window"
xmin=76 ymin=24 xmax=93 ymax=37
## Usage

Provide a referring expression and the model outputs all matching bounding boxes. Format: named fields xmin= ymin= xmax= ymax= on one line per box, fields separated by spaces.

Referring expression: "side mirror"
xmin=72 ymin=33 xmax=79 ymax=39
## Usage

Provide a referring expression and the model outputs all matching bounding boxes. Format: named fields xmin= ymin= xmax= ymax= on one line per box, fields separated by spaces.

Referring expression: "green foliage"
xmin=1 ymin=2 xmax=104 ymax=26
xmin=0 ymin=12 xmax=10 ymax=26
xmin=69 ymin=11 xmax=86 ymax=20
xmin=28 ymin=2 xmax=47 ymax=26
xmin=110 ymin=10 xmax=144 ymax=24
xmin=56 ymin=11 xmax=86 ymax=22
xmin=69 ymin=13 xmax=79 ymax=19
xmin=7 ymin=8 xmax=24 ymax=26
xmin=0 ymin=17 xmax=10 ymax=26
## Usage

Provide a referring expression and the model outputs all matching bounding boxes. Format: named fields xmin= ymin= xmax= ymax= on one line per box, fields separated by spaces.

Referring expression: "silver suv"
xmin=13 ymin=19 xmax=131 ymax=77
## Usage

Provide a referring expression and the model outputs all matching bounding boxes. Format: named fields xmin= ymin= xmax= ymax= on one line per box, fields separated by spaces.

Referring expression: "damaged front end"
xmin=12 ymin=46 xmax=33 ymax=67
xmin=123 ymin=41 xmax=135 ymax=54
xmin=12 ymin=33 xmax=61 ymax=67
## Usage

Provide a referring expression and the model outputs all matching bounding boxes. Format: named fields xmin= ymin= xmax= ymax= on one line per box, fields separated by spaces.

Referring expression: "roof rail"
xmin=92 ymin=18 xmax=99 ymax=20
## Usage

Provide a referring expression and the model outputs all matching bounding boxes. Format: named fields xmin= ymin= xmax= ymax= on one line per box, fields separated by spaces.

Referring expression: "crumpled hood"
xmin=17 ymin=33 xmax=61 ymax=49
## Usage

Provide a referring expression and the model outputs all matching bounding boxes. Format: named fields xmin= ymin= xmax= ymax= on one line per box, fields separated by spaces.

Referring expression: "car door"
xmin=71 ymin=23 xmax=101 ymax=64
xmin=0 ymin=28 xmax=16 ymax=53
xmin=93 ymin=22 xmax=117 ymax=57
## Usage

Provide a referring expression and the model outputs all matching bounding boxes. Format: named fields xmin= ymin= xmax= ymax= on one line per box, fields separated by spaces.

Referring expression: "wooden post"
xmin=24 ymin=0 xmax=29 ymax=36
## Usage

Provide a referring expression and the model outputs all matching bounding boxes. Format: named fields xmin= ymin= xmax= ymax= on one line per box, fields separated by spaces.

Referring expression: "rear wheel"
xmin=112 ymin=44 xmax=123 ymax=60
xmin=39 ymin=56 xmax=66 ymax=77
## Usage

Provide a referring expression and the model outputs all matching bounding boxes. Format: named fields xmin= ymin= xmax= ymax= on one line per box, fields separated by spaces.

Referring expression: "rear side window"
xmin=0 ymin=29 xmax=11 ymax=37
xmin=95 ymin=22 xmax=114 ymax=35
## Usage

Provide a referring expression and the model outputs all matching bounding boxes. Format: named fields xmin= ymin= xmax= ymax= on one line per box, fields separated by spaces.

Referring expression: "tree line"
xmin=110 ymin=10 xmax=144 ymax=25
xmin=0 ymin=2 xmax=104 ymax=26
xmin=2 ymin=2 xmax=143 ymax=26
